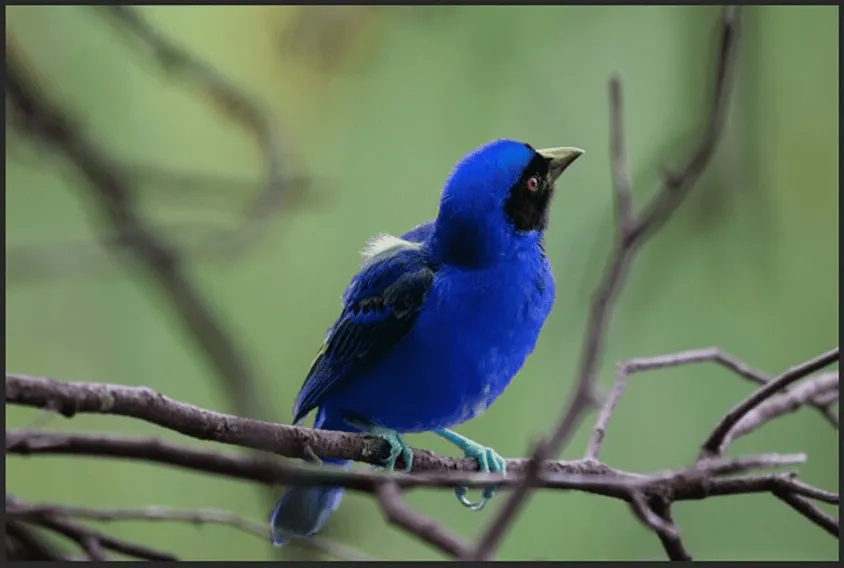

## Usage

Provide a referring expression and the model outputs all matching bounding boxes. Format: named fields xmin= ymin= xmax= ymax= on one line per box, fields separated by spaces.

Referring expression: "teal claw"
xmin=346 ymin=417 xmax=413 ymax=472
xmin=434 ymin=429 xmax=506 ymax=511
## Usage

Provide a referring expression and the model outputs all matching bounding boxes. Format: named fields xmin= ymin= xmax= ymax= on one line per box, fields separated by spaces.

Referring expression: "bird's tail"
xmin=269 ymin=408 xmax=354 ymax=547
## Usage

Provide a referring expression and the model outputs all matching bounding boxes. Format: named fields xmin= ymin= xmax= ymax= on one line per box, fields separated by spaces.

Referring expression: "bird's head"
xmin=432 ymin=139 xmax=583 ymax=267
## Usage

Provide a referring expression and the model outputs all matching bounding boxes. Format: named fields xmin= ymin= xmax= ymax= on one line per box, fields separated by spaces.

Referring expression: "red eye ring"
xmin=527 ymin=176 xmax=540 ymax=192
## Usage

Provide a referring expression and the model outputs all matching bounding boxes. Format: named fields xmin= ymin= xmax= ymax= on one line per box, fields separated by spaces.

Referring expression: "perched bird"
xmin=270 ymin=139 xmax=583 ymax=546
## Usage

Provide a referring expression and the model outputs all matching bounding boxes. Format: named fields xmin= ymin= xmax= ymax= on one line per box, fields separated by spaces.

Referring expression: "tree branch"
xmin=5 ymin=36 xmax=271 ymax=425
xmin=586 ymin=349 xmax=838 ymax=462
xmin=5 ymin=33 xmax=295 ymax=545
xmin=6 ymin=495 xmax=177 ymax=561
xmin=4 ymin=500 xmax=372 ymax=562
xmin=724 ymin=371 xmax=838 ymax=446
xmin=97 ymin=6 xmax=298 ymax=261
xmin=376 ymin=481 xmax=473 ymax=558
xmin=6 ymin=363 xmax=838 ymax=560
xmin=699 ymin=348 xmax=839 ymax=459
xmin=6 ymin=520 xmax=71 ymax=561
xmin=773 ymin=492 xmax=839 ymax=538
xmin=8 ymin=426 xmax=819 ymax=500
xmin=647 ymin=499 xmax=691 ymax=561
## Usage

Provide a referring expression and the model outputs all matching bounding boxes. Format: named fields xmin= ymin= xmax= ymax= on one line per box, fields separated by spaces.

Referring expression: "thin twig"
xmin=608 ymin=74 xmax=634 ymax=235
xmin=6 ymin=521 xmax=72 ymax=561
xmin=4 ymin=502 xmax=372 ymax=562
xmin=699 ymin=348 xmax=839 ymax=459
xmin=778 ymin=478 xmax=839 ymax=505
xmin=7 ymin=495 xmax=176 ymax=561
xmin=586 ymin=350 xmax=838 ymax=462
xmin=725 ymin=371 xmax=839 ymax=445
xmin=21 ymin=503 xmax=270 ymax=539
xmin=5 ymin=400 xmax=60 ymax=450
xmin=647 ymin=500 xmax=691 ymax=561
xmin=471 ymin=6 xmax=744 ymax=560
xmin=97 ymin=6 xmax=294 ymax=261
xmin=629 ymin=492 xmax=678 ymax=540
xmin=773 ymin=492 xmax=839 ymax=537
xmin=376 ymin=482 xmax=473 ymax=559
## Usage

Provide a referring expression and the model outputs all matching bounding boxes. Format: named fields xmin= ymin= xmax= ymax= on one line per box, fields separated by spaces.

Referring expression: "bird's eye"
xmin=526 ymin=176 xmax=540 ymax=192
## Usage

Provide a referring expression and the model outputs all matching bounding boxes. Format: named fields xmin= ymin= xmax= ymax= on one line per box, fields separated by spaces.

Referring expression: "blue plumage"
xmin=270 ymin=139 xmax=583 ymax=546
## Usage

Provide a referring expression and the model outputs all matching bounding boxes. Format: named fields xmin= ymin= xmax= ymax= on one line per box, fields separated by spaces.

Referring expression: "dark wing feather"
xmin=292 ymin=243 xmax=436 ymax=423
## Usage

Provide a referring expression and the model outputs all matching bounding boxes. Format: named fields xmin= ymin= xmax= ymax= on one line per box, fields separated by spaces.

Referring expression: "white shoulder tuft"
xmin=360 ymin=233 xmax=421 ymax=266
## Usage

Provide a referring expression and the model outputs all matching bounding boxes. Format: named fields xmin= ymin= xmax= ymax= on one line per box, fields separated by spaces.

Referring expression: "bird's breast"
xmin=410 ymin=250 xmax=555 ymax=422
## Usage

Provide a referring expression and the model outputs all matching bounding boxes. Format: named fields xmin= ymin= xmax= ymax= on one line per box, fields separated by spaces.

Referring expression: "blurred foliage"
xmin=5 ymin=5 xmax=838 ymax=561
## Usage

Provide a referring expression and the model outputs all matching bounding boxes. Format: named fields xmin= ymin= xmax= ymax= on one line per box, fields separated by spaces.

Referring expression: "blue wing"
xmin=401 ymin=221 xmax=435 ymax=244
xmin=292 ymin=236 xmax=437 ymax=424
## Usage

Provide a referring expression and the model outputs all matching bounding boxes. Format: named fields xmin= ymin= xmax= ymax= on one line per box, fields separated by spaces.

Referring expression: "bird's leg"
xmin=433 ymin=429 xmax=506 ymax=511
xmin=344 ymin=417 xmax=413 ymax=472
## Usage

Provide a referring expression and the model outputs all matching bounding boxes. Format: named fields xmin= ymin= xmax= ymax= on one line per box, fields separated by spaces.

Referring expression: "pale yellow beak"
xmin=537 ymin=147 xmax=585 ymax=182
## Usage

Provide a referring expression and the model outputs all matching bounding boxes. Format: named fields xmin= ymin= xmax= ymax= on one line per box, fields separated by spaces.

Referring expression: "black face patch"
xmin=504 ymin=145 xmax=554 ymax=232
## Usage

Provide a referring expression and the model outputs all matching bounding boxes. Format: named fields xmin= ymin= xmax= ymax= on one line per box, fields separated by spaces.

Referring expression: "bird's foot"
xmin=434 ymin=429 xmax=506 ymax=511
xmin=346 ymin=417 xmax=413 ymax=472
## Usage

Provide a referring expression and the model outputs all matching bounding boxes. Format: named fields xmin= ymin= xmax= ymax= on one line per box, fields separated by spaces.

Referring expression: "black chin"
xmin=505 ymin=189 xmax=552 ymax=232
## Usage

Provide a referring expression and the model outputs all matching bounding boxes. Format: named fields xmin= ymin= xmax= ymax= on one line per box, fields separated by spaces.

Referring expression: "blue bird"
xmin=270 ymin=139 xmax=583 ymax=546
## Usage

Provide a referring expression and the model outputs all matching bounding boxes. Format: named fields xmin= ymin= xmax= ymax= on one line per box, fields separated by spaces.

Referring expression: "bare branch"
xmin=779 ymin=478 xmax=839 ymax=505
xmin=699 ymin=348 xmax=839 ymax=459
xmin=5 ymin=372 xmax=437 ymax=471
xmin=294 ymin=535 xmax=378 ymax=562
xmin=6 ymin=521 xmax=73 ymax=561
xmin=6 ymin=357 xmax=837 ymax=557
xmin=471 ymin=6 xmax=744 ymax=560
xmin=376 ymin=482 xmax=473 ymax=559
xmin=7 ymin=495 xmax=176 ymax=561
xmin=4 ymin=400 xmax=60 ymax=450
xmin=6 ymin=428 xmax=817 ymax=500
xmin=608 ymin=75 xmax=634 ymax=235
xmin=3 ymin=374 xmax=809 ymax=484
xmin=586 ymin=349 xmax=838 ymax=462
xmin=630 ymin=492 xmax=678 ymax=541
xmin=5 ymin=40 xmax=271 ymax=424
xmin=4 ymin=501 xmax=372 ymax=562
xmin=647 ymin=500 xmax=691 ymax=561
xmin=773 ymin=492 xmax=839 ymax=538
xmin=21 ymin=503 xmax=269 ymax=538
xmin=97 ymin=6 xmax=295 ymax=261
xmin=725 ymin=371 xmax=839 ymax=445
xmin=4 ymin=35 xmax=293 ymax=542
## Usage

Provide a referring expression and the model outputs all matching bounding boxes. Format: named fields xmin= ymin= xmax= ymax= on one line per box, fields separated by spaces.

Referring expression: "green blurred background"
xmin=5 ymin=5 xmax=838 ymax=561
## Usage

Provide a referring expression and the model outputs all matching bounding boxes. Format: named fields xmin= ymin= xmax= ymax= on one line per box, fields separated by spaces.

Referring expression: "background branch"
xmin=6 ymin=520 xmax=72 ymax=561
xmin=5 ymin=22 xmax=293 ymax=551
xmin=98 ymin=6 xmax=298 ymax=260
xmin=3 ymin=499 xmax=372 ymax=562
xmin=6 ymin=495 xmax=177 ymax=561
